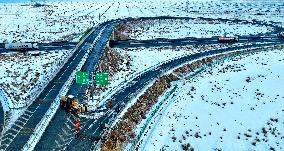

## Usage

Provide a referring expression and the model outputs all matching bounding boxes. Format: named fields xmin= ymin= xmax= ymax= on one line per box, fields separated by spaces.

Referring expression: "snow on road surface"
xmin=119 ymin=19 xmax=273 ymax=40
xmin=0 ymin=0 xmax=283 ymax=43
xmin=137 ymin=47 xmax=284 ymax=151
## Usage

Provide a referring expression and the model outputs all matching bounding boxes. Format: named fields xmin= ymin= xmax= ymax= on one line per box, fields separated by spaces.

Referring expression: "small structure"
xmin=4 ymin=43 xmax=39 ymax=51
xmin=218 ymin=36 xmax=239 ymax=43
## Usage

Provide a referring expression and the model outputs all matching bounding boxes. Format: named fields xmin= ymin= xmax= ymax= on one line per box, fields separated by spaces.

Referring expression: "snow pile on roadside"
xmin=119 ymin=19 xmax=272 ymax=40
xmin=0 ymin=51 xmax=69 ymax=108
xmin=139 ymin=47 xmax=284 ymax=151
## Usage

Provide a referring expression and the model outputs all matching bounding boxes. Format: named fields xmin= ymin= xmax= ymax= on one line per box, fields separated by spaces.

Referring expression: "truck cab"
xmin=218 ymin=36 xmax=239 ymax=43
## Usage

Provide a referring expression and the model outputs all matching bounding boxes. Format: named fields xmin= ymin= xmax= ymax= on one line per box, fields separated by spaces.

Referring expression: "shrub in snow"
xmin=181 ymin=143 xmax=190 ymax=151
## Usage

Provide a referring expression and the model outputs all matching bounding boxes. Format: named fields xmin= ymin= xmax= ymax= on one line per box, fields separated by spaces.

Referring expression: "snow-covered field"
xmin=115 ymin=46 xmax=193 ymax=72
xmin=137 ymin=47 xmax=284 ymax=151
xmin=118 ymin=19 xmax=273 ymax=40
xmin=113 ymin=45 xmax=227 ymax=73
xmin=94 ymin=46 xmax=190 ymax=107
xmin=0 ymin=0 xmax=283 ymax=149
xmin=0 ymin=50 xmax=69 ymax=108
xmin=0 ymin=0 xmax=283 ymax=43
xmin=96 ymin=44 xmax=224 ymax=107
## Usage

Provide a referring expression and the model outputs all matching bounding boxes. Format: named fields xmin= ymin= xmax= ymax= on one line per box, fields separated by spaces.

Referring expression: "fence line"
xmin=130 ymin=84 xmax=178 ymax=151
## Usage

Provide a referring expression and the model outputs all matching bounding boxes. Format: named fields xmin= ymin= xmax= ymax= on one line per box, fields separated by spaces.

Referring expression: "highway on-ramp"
xmin=32 ymin=17 xmax=284 ymax=151
xmin=68 ymin=41 xmax=284 ymax=151
xmin=0 ymin=16 xmax=283 ymax=151
xmin=36 ymin=32 xmax=284 ymax=151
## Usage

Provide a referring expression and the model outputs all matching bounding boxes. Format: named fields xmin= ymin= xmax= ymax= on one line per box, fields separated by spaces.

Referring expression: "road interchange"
xmin=0 ymin=16 xmax=283 ymax=151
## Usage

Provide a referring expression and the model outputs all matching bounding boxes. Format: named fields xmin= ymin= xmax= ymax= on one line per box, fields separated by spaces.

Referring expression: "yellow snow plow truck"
xmin=60 ymin=95 xmax=87 ymax=115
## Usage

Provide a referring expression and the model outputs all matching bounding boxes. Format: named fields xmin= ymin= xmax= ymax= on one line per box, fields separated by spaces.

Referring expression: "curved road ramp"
xmin=0 ymin=16 xmax=283 ymax=151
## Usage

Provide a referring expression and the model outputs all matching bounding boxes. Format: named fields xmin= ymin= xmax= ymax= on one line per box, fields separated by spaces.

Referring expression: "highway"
xmin=67 ymin=41 xmax=284 ymax=151
xmin=0 ymin=42 xmax=77 ymax=53
xmin=110 ymin=36 xmax=284 ymax=48
xmin=17 ymin=17 xmax=284 ymax=150
xmin=0 ymin=103 xmax=3 ymax=134
xmin=0 ymin=21 xmax=112 ymax=151
xmin=0 ymin=16 xmax=283 ymax=151
xmin=36 ymin=32 xmax=284 ymax=151
xmin=34 ymin=20 xmax=120 ymax=151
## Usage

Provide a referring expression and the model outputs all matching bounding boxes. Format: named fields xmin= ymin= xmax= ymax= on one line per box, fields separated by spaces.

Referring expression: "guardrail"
xmin=0 ymin=88 xmax=12 ymax=112
xmin=130 ymin=84 xmax=178 ymax=150
xmin=98 ymin=44 xmax=217 ymax=107
xmin=10 ymin=28 xmax=94 ymax=109
xmin=22 ymin=26 xmax=105 ymax=151
xmin=94 ymin=42 xmax=284 ymax=150
xmin=21 ymin=16 xmax=284 ymax=150
xmin=95 ymin=44 xmax=234 ymax=139
xmin=129 ymin=44 xmax=284 ymax=151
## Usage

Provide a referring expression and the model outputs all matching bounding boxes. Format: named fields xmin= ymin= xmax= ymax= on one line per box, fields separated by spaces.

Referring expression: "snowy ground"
xmin=0 ymin=0 xmax=283 ymax=43
xmin=0 ymin=50 xmax=69 ymax=108
xmin=137 ymin=47 xmax=284 ymax=151
xmin=118 ymin=19 xmax=273 ymax=40
xmin=113 ymin=45 xmax=226 ymax=72
xmin=95 ymin=44 xmax=226 ymax=108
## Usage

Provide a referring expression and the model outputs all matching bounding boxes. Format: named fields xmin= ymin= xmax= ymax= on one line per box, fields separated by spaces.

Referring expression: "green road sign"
xmin=96 ymin=72 xmax=108 ymax=86
xmin=76 ymin=71 xmax=89 ymax=85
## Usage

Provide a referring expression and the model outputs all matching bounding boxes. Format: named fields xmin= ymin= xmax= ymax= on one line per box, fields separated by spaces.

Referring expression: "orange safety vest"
xmin=109 ymin=100 xmax=113 ymax=108
xmin=75 ymin=118 xmax=79 ymax=130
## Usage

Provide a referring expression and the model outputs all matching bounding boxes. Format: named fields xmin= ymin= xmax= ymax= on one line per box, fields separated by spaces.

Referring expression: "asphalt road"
xmin=0 ymin=42 xmax=77 ymax=53
xmin=63 ymin=41 xmax=284 ymax=151
xmin=34 ymin=21 xmax=119 ymax=151
xmin=23 ymin=17 xmax=284 ymax=150
xmin=110 ymin=36 xmax=284 ymax=48
xmin=0 ymin=102 xmax=3 ymax=134
xmin=0 ymin=16 xmax=284 ymax=151
xmin=0 ymin=22 xmax=107 ymax=151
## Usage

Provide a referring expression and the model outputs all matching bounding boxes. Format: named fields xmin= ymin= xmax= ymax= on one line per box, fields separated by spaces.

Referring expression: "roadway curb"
xmin=22 ymin=26 xmax=104 ymax=151
xmin=95 ymin=43 xmax=284 ymax=150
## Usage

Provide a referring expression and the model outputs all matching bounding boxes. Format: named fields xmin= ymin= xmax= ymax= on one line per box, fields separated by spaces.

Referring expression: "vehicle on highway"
xmin=60 ymin=95 xmax=87 ymax=115
xmin=4 ymin=42 xmax=39 ymax=50
xmin=218 ymin=36 xmax=239 ymax=43
xmin=277 ymin=32 xmax=284 ymax=38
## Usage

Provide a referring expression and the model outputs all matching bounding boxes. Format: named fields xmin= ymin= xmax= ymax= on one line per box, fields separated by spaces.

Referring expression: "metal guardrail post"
xmin=22 ymin=27 xmax=105 ymax=151
xmin=130 ymin=85 xmax=177 ymax=151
